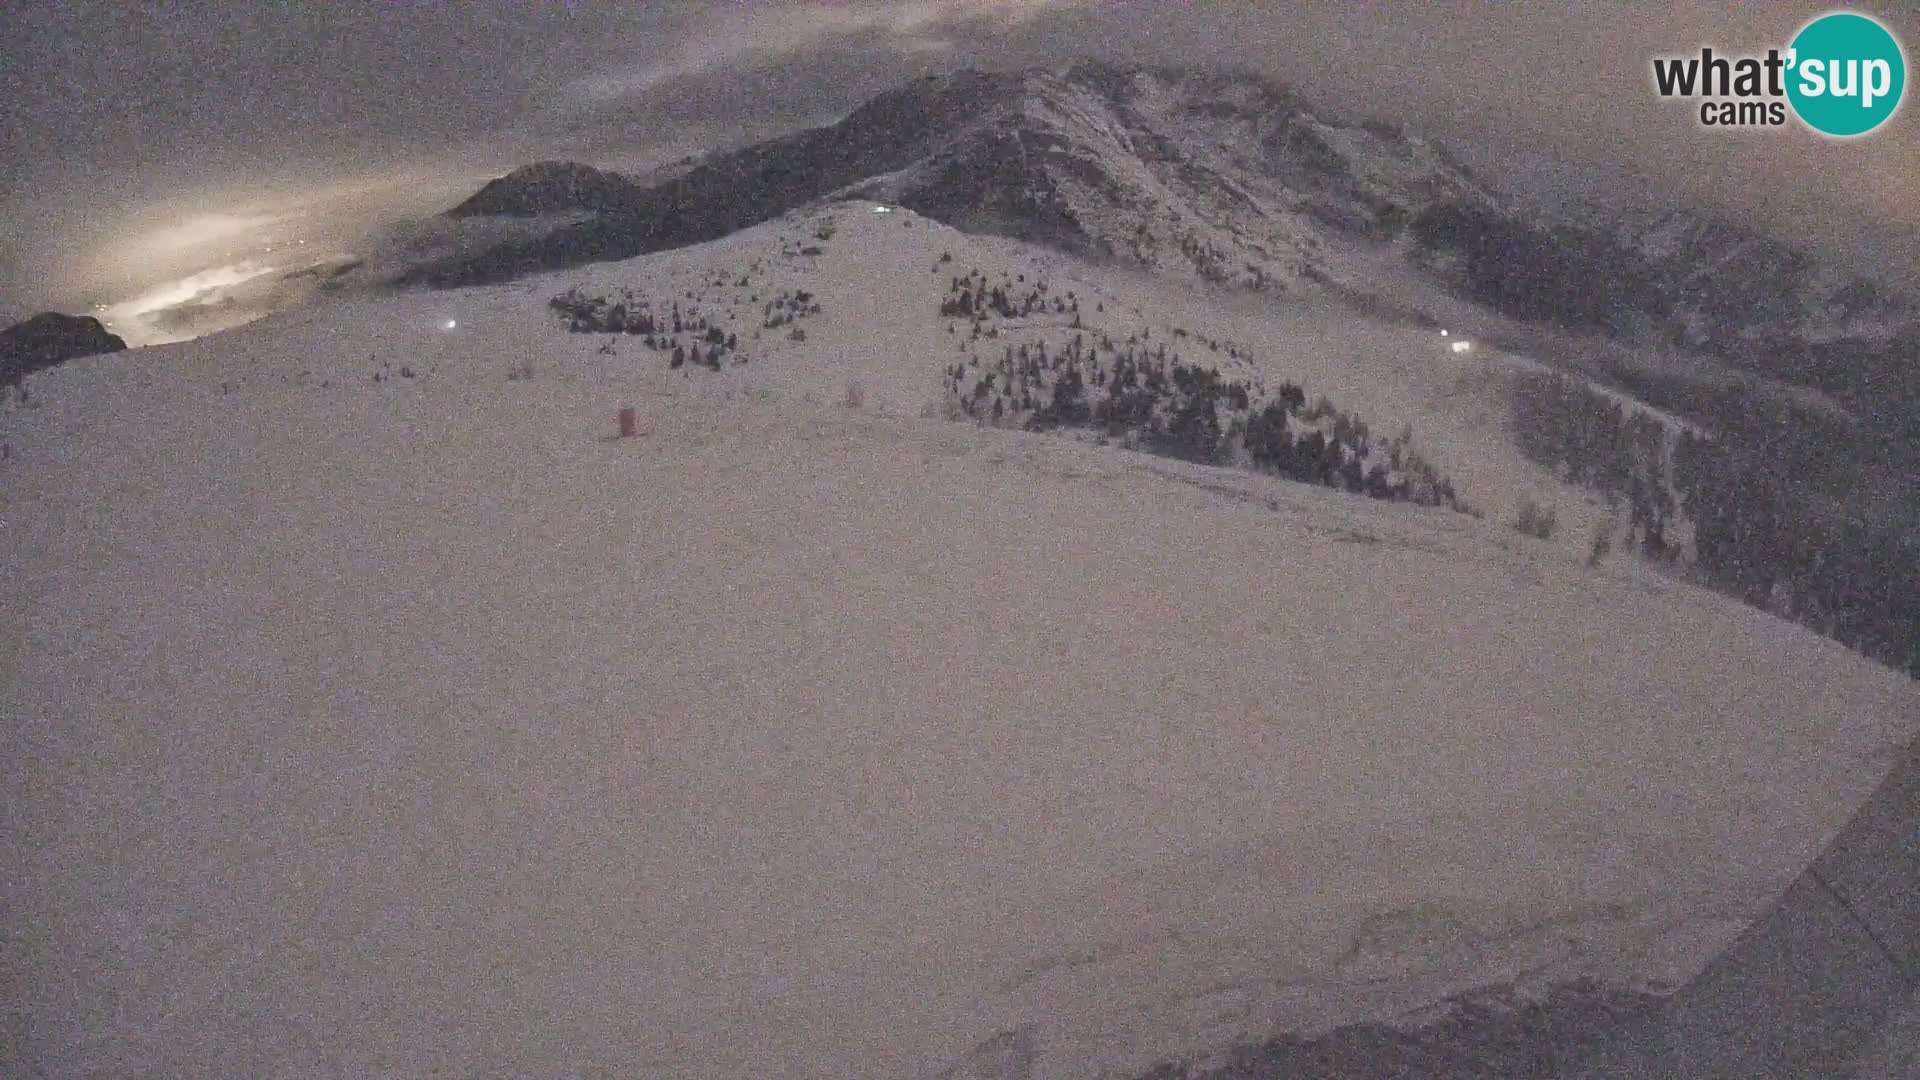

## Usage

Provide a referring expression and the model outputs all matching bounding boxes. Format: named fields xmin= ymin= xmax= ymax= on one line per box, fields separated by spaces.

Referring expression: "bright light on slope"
xmin=1451 ymin=339 xmax=1472 ymax=353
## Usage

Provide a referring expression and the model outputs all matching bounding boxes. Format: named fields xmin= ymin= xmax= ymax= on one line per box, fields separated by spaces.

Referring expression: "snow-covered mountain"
xmin=421 ymin=62 xmax=1918 ymax=439
xmin=841 ymin=61 xmax=1499 ymax=290
xmin=1603 ymin=206 xmax=1910 ymax=346
xmin=406 ymin=63 xmax=1499 ymax=293
xmin=1408 ymin=198 xmax=1920 ymax=435
xmin=6 ymin=198 xmax=1916 ymax=1079
xmin=1603 ymin=208 xmax=1920 ymax=435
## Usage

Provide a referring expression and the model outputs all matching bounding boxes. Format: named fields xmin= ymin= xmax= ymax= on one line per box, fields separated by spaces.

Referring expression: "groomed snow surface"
xmin=5 ymin=205 xmax=1917 ymax=1079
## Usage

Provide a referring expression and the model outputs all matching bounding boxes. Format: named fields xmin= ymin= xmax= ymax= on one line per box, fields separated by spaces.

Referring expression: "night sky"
xmin=4 ymin=1 xmax=1918 ymax=324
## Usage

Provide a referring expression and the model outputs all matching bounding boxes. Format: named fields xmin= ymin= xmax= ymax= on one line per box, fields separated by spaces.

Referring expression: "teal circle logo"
xmin=1786 ymin=11 xmax=1906 ymax=136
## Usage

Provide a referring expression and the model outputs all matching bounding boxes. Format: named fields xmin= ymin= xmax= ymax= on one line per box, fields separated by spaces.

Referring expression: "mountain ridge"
xmin=405 ymin=63 xmax=1498 ymax=292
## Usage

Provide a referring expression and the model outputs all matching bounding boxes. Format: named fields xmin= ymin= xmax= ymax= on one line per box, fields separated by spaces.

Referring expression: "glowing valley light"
xmin=111 ymin=261 xmax=277 ymax=319
xmin=1451 ymin=340 xmax=1473 ymax=353
xmin=443 ymin=319 xmax=458 ymax=330
xmin=97 ymin=260 xmax=281 ymax=346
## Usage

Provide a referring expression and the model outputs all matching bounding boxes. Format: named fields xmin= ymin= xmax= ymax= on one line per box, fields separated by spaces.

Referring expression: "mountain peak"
xmin=447 ymin=160 xmax=642 ymax=218
xmin=844 ymin=61 xmax=1493 ymax=282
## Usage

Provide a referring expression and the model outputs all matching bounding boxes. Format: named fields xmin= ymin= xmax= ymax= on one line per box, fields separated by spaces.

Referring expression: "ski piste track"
xmin=1573 ymin=731 xmax=1920 ymax=1078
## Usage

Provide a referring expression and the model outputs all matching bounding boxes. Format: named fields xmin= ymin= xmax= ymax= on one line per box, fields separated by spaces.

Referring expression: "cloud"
xmin=572 ymin=0 xmax=1088 ymax=104
xmin=131 ymin=213 xmax=287 ymax=257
